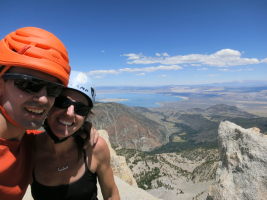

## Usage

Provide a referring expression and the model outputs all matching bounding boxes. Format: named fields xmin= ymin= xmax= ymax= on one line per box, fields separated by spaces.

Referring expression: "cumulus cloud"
xmin=69 ymin=71 xmax=94 ymax=88
xmin=123 ymin=49 xmax=260 ymax=67
xmin=87 ymin=65 xmax=182 ymax=76
xmin=70 ymin=71 xmax=89 ymax=84
xmin=155 ymin=52 xmax=169 ymax=57
xmin=261 ymin=58 xmax=267 ymax=63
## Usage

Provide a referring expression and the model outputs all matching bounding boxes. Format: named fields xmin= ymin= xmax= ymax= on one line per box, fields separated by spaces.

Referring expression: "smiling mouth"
xmin=25 ymin=107 xmax=45 ymax=115
xmin=58 ymin=119 xmax=73 ymax=126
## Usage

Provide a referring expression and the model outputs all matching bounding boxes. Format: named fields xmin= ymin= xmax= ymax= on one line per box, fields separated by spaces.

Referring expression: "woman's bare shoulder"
xmin=89 ymin=136 xmax=110 ymax=161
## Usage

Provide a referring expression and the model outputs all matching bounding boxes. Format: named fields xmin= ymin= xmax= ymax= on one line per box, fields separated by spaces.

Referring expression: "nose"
xmin=32 ymin=87 xmax=50 ymax=104
xmin=66 ymin=105 xmax=75 ymax=117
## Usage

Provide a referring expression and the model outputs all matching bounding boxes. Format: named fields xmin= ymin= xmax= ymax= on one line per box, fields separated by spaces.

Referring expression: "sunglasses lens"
xmin=74 ymin=103 xmax=90 ymax=116
xmin=54 ymin=96 xmax=90 ymax=116
xmin=14 ymin=79 xmax=44 ymax=94
xmin=46 ymin=84 xmax=63 ymax=97
xmin=3 ymin=73 xmax=63 ymax=97
xmin=54 ymin=96 xmax=71 ymax=108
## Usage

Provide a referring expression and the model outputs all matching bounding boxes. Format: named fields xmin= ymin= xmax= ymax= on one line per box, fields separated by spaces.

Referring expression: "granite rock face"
xmin=98 ymin=176 xmax=161 ymax=200
xmin=98 ymin=130 xmax=137 ymax=187
xmin=207 ymin=121 xmax=267 ymax=200
xmin=98 ymin=129 xmax=161 ymax=200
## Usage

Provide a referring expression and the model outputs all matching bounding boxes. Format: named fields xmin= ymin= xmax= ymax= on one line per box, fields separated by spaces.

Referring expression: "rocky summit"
xmin=207 ymin=121 xmax=267 ymax=200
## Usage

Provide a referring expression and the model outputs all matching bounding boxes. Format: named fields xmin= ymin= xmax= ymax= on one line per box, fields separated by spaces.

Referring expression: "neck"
xmin=0 ymin=113 xmax=25 ymax=140
xmin=44 ymin=133 xmax=76 ymax=154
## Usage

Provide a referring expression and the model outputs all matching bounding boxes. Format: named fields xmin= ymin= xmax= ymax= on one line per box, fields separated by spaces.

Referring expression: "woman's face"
xmin=47 ymin=89 xmax=89 ymax=139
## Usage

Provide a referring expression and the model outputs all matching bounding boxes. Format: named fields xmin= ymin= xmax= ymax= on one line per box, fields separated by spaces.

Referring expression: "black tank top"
xmin=31 ymin=151 xmax=98 ymax=200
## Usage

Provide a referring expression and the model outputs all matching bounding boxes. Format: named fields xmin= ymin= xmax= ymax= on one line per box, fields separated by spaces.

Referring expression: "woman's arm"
xmin=93 ymin=137 xmax=120 ymax=200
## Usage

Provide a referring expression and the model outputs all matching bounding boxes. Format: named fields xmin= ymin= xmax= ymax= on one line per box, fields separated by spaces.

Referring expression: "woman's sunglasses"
xmin=54 ymin=95 xmax=91 ymax=116
xmin=2 ymin=73 xmax=64 ymax=97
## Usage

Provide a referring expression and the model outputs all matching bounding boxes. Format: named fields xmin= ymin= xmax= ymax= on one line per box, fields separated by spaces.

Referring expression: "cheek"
xmin=47 ymin=107 xmax=60 ymax=119
xmin=75 ymin=116 xmax=86 ymax=128
xmin=47 ymin=97 xmax=56 ymax=110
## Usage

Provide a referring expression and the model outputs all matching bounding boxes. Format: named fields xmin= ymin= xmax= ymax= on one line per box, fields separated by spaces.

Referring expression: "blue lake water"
xmin=96 ymin=93 xmax=181 ymax=108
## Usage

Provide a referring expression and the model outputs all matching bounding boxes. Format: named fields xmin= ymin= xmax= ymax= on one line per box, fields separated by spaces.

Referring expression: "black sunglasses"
xmin=2 ymin=73 xmax=64 ymax=97
xmin=54 ymin=95 xmax=91 ymax=116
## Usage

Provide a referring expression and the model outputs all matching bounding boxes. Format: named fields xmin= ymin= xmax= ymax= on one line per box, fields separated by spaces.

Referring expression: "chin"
xmin=21 ymin=120 xmax=44 ymax=130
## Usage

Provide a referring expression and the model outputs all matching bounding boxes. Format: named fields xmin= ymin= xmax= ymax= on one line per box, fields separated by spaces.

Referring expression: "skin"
xmin=33 ymin=89 xmax=120 ymax=200
xmin=0 ymin=67 xmax=59 ymax=140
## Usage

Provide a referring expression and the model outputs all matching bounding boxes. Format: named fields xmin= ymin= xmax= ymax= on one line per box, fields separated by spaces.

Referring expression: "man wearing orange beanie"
xmin=0 ymin=27 xmax=71 ymax=200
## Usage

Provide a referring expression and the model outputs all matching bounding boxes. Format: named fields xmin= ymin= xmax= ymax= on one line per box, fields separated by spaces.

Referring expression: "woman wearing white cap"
xmin=31 ymin=72 xmax=120 ymax=200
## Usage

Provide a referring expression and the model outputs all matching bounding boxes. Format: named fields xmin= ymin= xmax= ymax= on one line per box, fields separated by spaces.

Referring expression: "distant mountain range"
xmin=91 ymin=102 xmax=168 ymax=151
xmin=92 ymin=102 xmax=267 ymax=153
xmin=96 ymin=80 xmax=267 ymax=93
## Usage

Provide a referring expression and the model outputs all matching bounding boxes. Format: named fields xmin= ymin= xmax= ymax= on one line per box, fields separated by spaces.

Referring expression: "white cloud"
xmin=123 ymin=49 xmax=260 ymax=67
xmin=219 ymin=68 xmax=254 ymax=72
xmin=88 ymin=69 xmax=120 ymax=75
xmin=219 ymin=68 xmax=229 ymax=71
xmin=122 ymin=53 xmax=143 ymax=60
xmin=155 ymin=52 xmax=169 ymax=57
xmin=162 ymin=52 xmax=169 ymax=57
xmin=69 ymin=71 xmax=94 ymax=88
xmin=87 ymin=65 xmax=182 ymax=76
xmin=70 ymin=71 xmax=89 ymax=84
xmin=197 ymin=67 xmax=208 ymax=71
xmin=137 ymin=73 xmax=146 ymax=76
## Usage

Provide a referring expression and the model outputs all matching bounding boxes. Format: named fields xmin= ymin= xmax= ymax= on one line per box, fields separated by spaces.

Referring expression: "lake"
xmin=96 ymin=92 xmax=182 ymax=107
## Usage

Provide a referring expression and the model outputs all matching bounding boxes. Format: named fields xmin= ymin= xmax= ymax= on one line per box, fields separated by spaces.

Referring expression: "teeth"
xmin=26 ymin=107 xmax=44 ymax=114
xmin=59 ymin=119 xmax=73 ymax=126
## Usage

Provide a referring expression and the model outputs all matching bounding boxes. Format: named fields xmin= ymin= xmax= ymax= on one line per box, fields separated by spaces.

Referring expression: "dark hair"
xmin=74 ymin=120 xmax=92 ymax=153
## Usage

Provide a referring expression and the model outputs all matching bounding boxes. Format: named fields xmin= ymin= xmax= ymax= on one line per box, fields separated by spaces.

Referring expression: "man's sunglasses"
xmin=2 ymin=73 xmax=64 ymax=97
xmin=54 ymin=95 xmax=91 ymax=116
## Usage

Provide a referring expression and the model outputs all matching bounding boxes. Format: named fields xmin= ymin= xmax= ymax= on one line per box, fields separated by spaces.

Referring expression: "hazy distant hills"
xmin=92 ymin=102 xmax=267 ymax=153
xmin=91 ymin=102 xmax=168 ymax=151
xmin=152 ymin=104 xmax=267 ymax=153
xmin=96 ymin=83 xmax=267 ymax=118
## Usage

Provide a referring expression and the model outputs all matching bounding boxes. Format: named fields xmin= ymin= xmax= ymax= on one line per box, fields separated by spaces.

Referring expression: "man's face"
xmin=0 ymin=67 xmax=61 ymax=129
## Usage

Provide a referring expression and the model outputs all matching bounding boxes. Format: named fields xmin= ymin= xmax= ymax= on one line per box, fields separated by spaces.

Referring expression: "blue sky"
xmin=1 ymin=0 xmax=267 ymax=86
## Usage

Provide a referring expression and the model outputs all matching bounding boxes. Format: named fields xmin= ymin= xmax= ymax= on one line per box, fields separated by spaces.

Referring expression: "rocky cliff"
xmin=207 ymin=121 xmax=267 ymax=200
xmin=98 ymin=130 xmax=137 ymax=187
xmin=98 ymin=130 xmax=161 ymax=200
